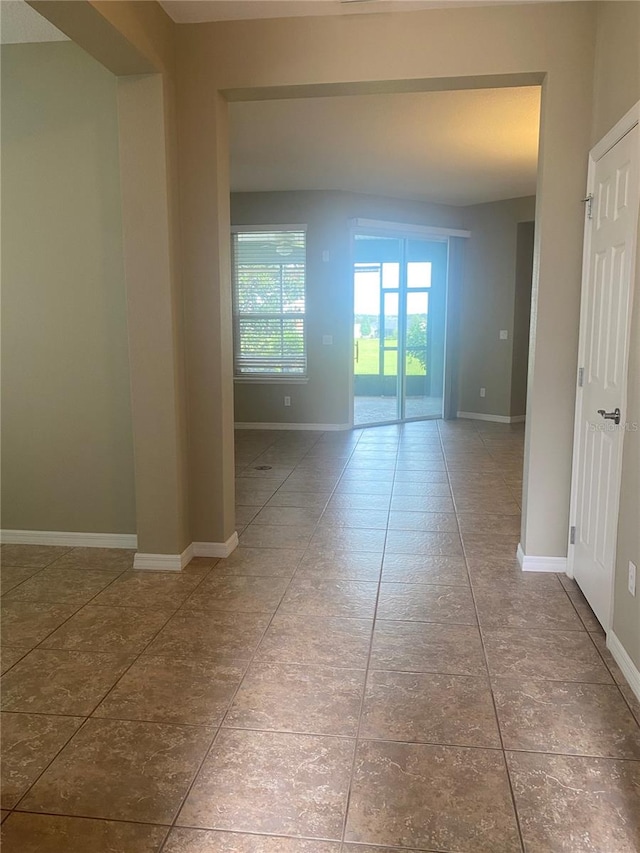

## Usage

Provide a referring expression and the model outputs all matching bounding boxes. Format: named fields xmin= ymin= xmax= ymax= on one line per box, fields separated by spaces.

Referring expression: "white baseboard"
xmin=517 ymin=543 xmax=567 ymax=573
xmin=234 ymin=422 xmax=350 ymax=431
xmin=457 ymin=411 xmax=526 ymax=424
xmin=133 ymin=533 xmax=239 ymax=571
xmin=193 ymin=532 xmax=239 ymax=559
xmin=1 ymin=529 xmax=137 ymax=550
xmin=134 ymin=544 xmax=193 ymax=572
xmin=607 ymin=631 xmax=640 ymax=703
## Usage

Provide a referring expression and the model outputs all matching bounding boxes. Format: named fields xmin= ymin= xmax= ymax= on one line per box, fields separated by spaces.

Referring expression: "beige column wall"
xmin=177 ymin=2 xmax=597 ymax=560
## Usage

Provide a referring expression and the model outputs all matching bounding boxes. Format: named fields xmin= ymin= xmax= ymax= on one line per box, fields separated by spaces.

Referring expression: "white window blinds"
xmin=232 ymin=228 xmax=307 ymax=377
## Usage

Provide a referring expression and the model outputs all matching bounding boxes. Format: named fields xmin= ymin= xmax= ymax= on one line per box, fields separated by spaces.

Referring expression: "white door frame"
xmin=567 ymin=100 xmax=640 ymax=633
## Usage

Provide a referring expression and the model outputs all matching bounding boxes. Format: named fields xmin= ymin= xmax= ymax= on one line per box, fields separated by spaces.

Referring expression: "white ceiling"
xmin=159 ymin=0 xmax=574 ymax=24
xmin=230 ymin=86 xmax=541 ymax=206
xmin=0 ymin=0 xmax=68 ymax=44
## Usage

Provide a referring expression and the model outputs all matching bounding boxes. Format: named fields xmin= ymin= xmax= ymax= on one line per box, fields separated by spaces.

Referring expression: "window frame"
xmin=231 ymin=224 xmax=308 ymax=383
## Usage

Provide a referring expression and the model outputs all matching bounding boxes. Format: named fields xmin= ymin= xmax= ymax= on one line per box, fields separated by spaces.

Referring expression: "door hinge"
xmin=570 ymin=526 xmax=576 ymax=545
xmin=582 ymin=193 xmax=594 ymax=220
xmin=578 ymin=367 xmax=584 ymax=387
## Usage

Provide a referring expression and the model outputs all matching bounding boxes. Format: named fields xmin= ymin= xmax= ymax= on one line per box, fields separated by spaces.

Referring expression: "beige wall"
xmin=1 ymin=41 xmax=135 ymax=535
xmin=590 ymin=1 xmax=640 ymax=667
xmin=232 ymin=190 xmax=534 ymax=426
xmin=458 ymin=196 xmax=536 ymax=418
xmin=511 ymin=221 xmax=535 ymax=418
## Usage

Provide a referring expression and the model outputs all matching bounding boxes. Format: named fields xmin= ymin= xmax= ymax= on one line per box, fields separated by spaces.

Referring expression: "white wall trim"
xmin=234 ymin=422 xmax=350 ymax=431
xmin=607 ymin=631 xmax=640 ymax=703
xmin=133 ymin=545 xmax=193 ymax=572
xmin=591 ymin=100 xmax=639 ymax=162
xmin=457 ymin=411 xmax=526 ymax=424
xmin=1 ymin=529 xmax=137 ymax=550
xmin=517 ymin=542 xmax=567 ymax=573
xmin=193 ymin=532 xmax=239 ymax=559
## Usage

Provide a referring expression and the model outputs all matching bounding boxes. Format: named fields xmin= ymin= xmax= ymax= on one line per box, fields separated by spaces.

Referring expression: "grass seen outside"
xmin=354 ymin=338 xmax=426 ymax=376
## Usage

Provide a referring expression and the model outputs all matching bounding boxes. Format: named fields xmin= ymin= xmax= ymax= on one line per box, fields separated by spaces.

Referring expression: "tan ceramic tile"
xmin=234 ymin=483 xmax=279 ymax=507
xmin=333 ymin=481 xmax=392 ymax=496
xmin=494 ymin=679 xmax=640 ymax=758
xmin=621 ymin=685 xmax=640 ymax=726
xmin=239 ymin=524 xmax=313 ymax=550
xmin=91 ymin=571 xmax=202 ymax=610
xmin=296 ymin=547 xmax=382 ymax=580
xmin=319 ymin=509 xmax=389 ymax=529
xmin=385 ymin=530 xmax=463 ymax=557
xmin=568 ymin=589 xmax=604 ymax=633
xmin=280 ymin=577 xmax=378 ymax=618
xmin=390 ymin=494 xmax=455 ymax=513
xmin=483 ymin=628 xmax=613 ymax=683
xmin=1 ymin=649 xmax=134 ymax=715
xmin=0 ymin=811 xmax=8 ymax=823
xmin=183 ymin=556 xmax=219 ymax=576
xmin=466 ymin=556 xmax=562 ymax=585
xmin=265 ymin=491 xmax=332 ymax=509
xmin=381 ymin=553 xmax=468 ymax=585
xmin=0 ymin=545 xmax=71 ymax=569
xmin=145 ymin=611 xmax=270 ymax=661
xmin=47 ymin=548 xmax=135 ymax=572
xmin=391 ymin=482 xmax=451 ymax=498
xmin=1 ymin=600 xmax=79 ymax=648
xmin=360 ymin=670 xmax=500 ymax=747
xmin=3 ymin=568 xmax=121 ymax=606
xmin=0 ymin=646 xmax=29 ymax=675
xmin=20 ymin=718 xmax=213 ymax=824
xmin=94 ymin=655 xmax=245 ymax=726
xmin=214 ymin=547 xmax=304 ymax=577
xmin=256 ymin=614 xmax=372 ymax=668
xmin=1 ymin=712 xmax=83 ymax=808
xmin=234 ymin=505 xmax=260 ymax=527
xmin=589 ymin=632 xmax=627 ymax=685
xmin=473 ymin=581 xmax=584 ymax=631
xmin=460 ymin=532 xmax=520 ymax=559
xmin=387 ymin=511 xmax=458 ymax=532
xmin=251 ymin=506 xmax=324 ymax=527
xmin=310 ymin=525 xmax=386 ymax=553
xmin=0 ymin=813 xmax=167 ymax=853
xmin=325 ymin=493 xmax=391 ymax=511
xmin=507 ymin=751 xmax=640 ymax=853
xmin=377 ymin=582 xmax=477 ymax=624
xmin=453 ymin=494 xmax=521 ymax=515
xmin=370 ymin=621 xmax=486 ymax=675
xmin=1 ymin=566 xmax=42 ymax=595
xmin=457 ymin=513 xmax=522 ymax=535
xmin=225 ymin=661 xmax=365 ymax=736
xmin=182 ymin=575 xmax=289 ymax=615
xmin=345 ymin=740 xmax=520 ymax=851
xmin=39 ymin=605 xmax=171 ymax=654
xmin=164 ymin=829 xmax=339 ymax=853
xmin=178 ymin=729 xmax=354 ymax=838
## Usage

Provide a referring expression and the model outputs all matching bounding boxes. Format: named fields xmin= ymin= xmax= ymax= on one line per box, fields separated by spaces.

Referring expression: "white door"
xmin=570 ymin=119 xmax=639 ymax=629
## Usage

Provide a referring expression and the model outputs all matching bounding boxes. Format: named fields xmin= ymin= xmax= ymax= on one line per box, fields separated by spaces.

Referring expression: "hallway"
xmin=1 ymin=420 xmax=640 ymax=851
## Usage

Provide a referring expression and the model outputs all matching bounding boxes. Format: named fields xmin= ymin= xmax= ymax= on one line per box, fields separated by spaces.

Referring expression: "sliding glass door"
xmin=353 ymin=231 xmax=448 ymax=427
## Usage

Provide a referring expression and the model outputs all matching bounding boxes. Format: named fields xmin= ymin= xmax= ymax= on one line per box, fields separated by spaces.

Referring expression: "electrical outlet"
xmin=499 ymin=330 xmax=509 ymax=340
xmin=322 ymin=335 xmax=333 ymax=345
xmin=480 ymin=387 xmax=486 ymax=398
xmin=322 ymin=250 xmax=330 ymax=263
xmin=284 ymin=396 xmax=291 ymax=407
xmin=629 ymin=561 xmax=637 ymax=596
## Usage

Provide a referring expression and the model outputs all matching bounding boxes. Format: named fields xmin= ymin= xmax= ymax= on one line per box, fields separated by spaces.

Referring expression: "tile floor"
xmin=2 ymin=419 xmax=640 ymax=852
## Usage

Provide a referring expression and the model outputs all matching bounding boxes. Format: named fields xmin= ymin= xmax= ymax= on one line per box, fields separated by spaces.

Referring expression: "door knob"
xmin=597 ymin=407 xmax=621 ymax=425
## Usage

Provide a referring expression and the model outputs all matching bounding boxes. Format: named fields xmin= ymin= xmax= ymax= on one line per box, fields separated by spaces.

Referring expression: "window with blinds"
xmin=232 ymin=228 xmax=307 ymax=377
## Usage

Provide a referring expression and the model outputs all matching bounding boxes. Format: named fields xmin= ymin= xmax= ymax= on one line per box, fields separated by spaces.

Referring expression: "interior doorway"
xmin=352 ymin=227 xmax=448 ymax=427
